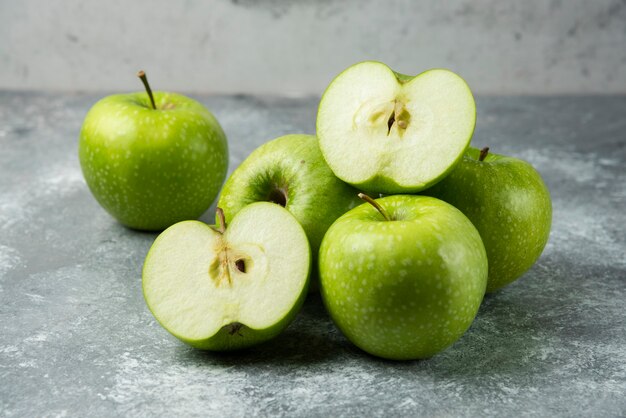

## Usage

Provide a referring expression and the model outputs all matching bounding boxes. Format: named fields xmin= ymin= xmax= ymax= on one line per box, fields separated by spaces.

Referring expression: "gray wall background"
xmin=1 ymin=0 xmax=625 ymax=96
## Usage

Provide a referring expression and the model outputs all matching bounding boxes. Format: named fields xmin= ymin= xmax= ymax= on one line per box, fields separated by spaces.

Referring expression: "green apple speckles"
xmin=217 ymin=134 xmax=361 ymax=289
xmin=423 ymin=147 xmax=552 ymax=292
xmin=79 ymin=71 xmax=228 ymax=231
xmin=317 ymin=61 xmax=476 ymax=194
xmin=142 ymin=203 xmax=311 ymax=350
xmin=319 ymin=195 xmax=487 ymax=360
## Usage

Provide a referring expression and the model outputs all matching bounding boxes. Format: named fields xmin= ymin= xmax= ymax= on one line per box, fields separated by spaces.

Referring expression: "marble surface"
xmin=2 ymin=1 xmax=626 ymax=95
xmin=0 ymin=92 xmax=625 ymax=417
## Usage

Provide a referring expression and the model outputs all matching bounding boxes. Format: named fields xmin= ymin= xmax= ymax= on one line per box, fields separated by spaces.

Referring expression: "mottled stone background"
xmin=1 ymin=93 xmax=625 ymax=417
xmin=1 ymin=0 xmax=625 ymax=95
xmin=1 ymin=1 xmax=625 ymax=416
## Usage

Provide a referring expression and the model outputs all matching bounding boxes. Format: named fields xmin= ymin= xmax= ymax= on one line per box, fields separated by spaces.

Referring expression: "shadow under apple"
xmin=175 ymin=294 xmax=356 ymax=366
xmin=171 ymin=259 xmax=595 ymax=376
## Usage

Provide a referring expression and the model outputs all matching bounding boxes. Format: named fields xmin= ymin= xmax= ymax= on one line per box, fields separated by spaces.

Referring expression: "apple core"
xmin=207 ymin=239 xmax=268 ymax=287
xmin=207 ymin=209 xmax=268 ymax=287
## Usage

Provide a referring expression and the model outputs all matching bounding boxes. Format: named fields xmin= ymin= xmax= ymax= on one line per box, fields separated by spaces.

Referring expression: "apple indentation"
xmin=267 ymin=187 xmax=288 ymax=207
xmin=226 ymin=322 xmax=244 ymax=336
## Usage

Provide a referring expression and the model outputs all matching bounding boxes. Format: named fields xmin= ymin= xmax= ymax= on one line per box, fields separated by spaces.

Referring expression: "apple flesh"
xmin=319 ymin=195 xmax=487 ymax=360
xmin=142 ymin=202 xmax=310 ymax=350
xmin=79 ymin=86 xmax=228 ymax=231
xmin=317 ymin=61 xmax=475 ymax=194
xmin=217 ymin=134 xmax=361 ymax=289
xmin=422 ymin=147 xmax=552 ymax=292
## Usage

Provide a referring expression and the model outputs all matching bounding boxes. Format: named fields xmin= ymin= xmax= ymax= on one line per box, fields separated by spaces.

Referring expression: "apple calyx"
xmin=137 ymin=70 xmax=157 ymax=110
xmin=358 ymin=193 xmax=392 ymax=221
xmin=227 ymin=322 xmax=244 ymax=336
xmin=479 ymin=147 xmax=490 ymax=162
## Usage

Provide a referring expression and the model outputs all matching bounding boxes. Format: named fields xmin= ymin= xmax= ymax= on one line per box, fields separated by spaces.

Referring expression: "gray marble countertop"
xmin=1 ymin=92 xmax=625 ymax=417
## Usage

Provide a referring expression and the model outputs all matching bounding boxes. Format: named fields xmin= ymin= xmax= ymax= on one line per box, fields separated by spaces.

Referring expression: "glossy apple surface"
xmin=319 ymin=195 xmax=487 ymax=360
xmin=79 ymin=90 xmax=228 ymax=230
xmin=422 ymin=147 xmax=552 ymax=292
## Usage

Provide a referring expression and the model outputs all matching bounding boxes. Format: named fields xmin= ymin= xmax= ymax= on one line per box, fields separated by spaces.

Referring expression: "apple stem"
xmin=215 ymin=207 xmax=226 ymax=234
xmin=479 ymin=147 xmax=490 ymax=162
xmin=137 ymin=70 xmax=157 ymax=110
xmin=358 ymin=193 xmax=392 ymax=221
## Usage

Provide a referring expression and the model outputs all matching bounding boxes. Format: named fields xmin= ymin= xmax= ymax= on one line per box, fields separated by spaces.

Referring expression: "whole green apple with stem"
xmin=317 ymin=61 xmax=476 ymax=194
xmin=319 ymin=194 xmax=487 ymax=360
xmin=217 ymin=134 xmax=361 ymax=290
xmin=422 ymin=146 xmax=552 ymax=292
xmin=143 ymin=203 xmax=310 ymax=350
xmin=79 ymin=71 xmax=228 ymax=231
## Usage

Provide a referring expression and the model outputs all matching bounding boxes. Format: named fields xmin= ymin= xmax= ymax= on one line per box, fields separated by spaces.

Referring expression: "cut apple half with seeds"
xmin=317 ymin=61 xmax=476 ymax=194
xmin=142 ymin=202 xmax=311 ymax=350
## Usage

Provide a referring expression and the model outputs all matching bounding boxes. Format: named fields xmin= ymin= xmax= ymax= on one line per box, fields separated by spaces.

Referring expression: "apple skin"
xmin=422 ymin=147 xmax=552 ymax=292
xmin=217 ymin=134 xmax=361 ymax=289
xmin=319 ymin=195 xmax=487 ymax=360
xmin=79 ymin=91 xmax=228 ymax=231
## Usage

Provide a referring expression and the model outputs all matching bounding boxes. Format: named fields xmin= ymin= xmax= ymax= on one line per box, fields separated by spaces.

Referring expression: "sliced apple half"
xmin=317 ymin=61 xmax=476 ymax=193
xmin=142 ymin=202 xmax=310 ymax=350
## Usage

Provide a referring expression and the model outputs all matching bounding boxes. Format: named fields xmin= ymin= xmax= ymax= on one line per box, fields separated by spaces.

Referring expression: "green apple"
xmin=79 ymin=71 xmax=228 ymax=231
xmin=319 ymin=194 xmax=487 ymax=360
xmin=422 ymin=146 xmax=552 ymax=292
xmin=142 ymin=203 xmax=310 ymax=350
xmin=317 ymin=61 xmax=475 ymax=194
xmin=217 ymin=134 xmax=361 ymax=289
